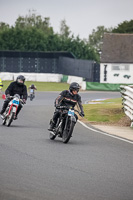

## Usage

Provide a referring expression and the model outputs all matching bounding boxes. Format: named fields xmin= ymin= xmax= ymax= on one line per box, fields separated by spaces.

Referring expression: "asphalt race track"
xmin=0 ymin=91 xmax=133 ymax=200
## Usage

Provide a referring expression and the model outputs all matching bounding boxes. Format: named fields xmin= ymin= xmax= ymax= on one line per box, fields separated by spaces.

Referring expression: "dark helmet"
xmin=16 ymin=75 xmax=25 ymax=85
xmin=31 ymin=84 xmax=34 ymax=87
xmin=69 ymin=82 xmax=80 ymax=92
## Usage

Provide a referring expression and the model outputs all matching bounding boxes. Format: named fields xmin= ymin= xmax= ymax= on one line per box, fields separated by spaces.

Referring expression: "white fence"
xmin=120 ymin=85 xmax=133 ymax=127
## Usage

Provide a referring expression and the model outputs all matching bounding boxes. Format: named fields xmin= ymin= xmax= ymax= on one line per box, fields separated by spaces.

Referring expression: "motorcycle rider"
xmin=48 ymin=82 xmax=85 ymax=131
xmin=28 ymin=84 xmax=37 ymax=96
xmin=0 ymin=75 xmax=27 ymax=119
xmin=0 ymin=78 xmax=3 ymax=94
xmin=28 ymin=84 xmax=37 ymax=92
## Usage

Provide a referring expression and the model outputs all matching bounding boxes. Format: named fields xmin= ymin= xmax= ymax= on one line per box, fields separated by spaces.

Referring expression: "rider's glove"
xmin=80 ymin=112 xmax=85 ymax=117
xmin=22 ymin=99 xmax=26 ymax=104
xmin=55 ymin=104 xmax=60 ymax=109
xmin=6 ymin=94 xmax=10 ymax=99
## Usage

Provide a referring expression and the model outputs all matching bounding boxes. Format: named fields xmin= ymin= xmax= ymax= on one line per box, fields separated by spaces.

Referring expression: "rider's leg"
xmin=48 ymin=110 xmax=60 ymax=130
xmin=0 ymin=99 xmax=10 ymax=115
xmin=15 ymin=103 xmax=23 ymax=119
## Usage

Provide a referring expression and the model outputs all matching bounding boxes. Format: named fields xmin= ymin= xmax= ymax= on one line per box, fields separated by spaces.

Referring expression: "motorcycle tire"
xmin=2 ymin=117 xmax=6 ymax=125
xmin=6 ymin=111 xmax=14 ymax=127
xmin=62 ymin=120 xmax=75 ymax=143
xmin=2 ymin=109 xmax=8 ymax=125
xmin=30 ymin=94 xmax=33 ymax=101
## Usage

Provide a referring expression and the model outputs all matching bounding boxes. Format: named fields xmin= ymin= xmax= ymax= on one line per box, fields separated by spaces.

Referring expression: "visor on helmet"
xmin=17 ymin=79 xmax=24 ymax=84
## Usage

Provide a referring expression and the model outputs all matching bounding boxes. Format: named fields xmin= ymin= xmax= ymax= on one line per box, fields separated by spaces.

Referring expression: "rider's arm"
xmin=77 ymin=95 xmax=84 ymax=116
xmin=5 ymin=82 xmax=14 ymax=95
xmin=22 ymin=85 xmax=28 ymax=100
xmin=54 ymin=90 xmax=66 ymax=107
xmin=55 ymin=95 xmax=64 ymax=107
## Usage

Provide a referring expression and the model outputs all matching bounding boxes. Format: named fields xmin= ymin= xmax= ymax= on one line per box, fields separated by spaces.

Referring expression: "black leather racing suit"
xmin=52 ymin=90 xmax=84 ymax=125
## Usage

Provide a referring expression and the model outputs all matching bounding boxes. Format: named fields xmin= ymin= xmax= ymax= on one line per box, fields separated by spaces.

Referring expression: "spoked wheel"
xmin=49 ymin=131 xmax=56 ymax=140
xmin=30 ymin=94 xmax=33 ymax=101
xmin=2 ymin=109 xmax=9 ymax=125
xmin=6 ymin=111 xmax=14 ymax=127
xmin=2 ymin=117 xmax=7 ymax=125
xmin=62 ymin=120 xmax=75 ymax=143
xmin=30 ymin=94 xmax=34 ymax=101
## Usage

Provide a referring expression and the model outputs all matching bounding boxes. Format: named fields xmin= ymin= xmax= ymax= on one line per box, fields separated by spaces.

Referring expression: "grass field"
xmin=2 ymin=81 xmax=70 ymax=91
xmin=83 ymin=98 xmax=127 ymax=124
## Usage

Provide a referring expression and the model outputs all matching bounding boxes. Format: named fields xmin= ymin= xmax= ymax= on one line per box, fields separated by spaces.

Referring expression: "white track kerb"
xmin=78 ymin=120 xmax=133 ymax=144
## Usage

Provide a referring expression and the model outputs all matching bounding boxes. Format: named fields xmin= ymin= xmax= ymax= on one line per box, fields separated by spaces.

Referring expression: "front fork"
xmin=64 ymin=115 xmax=76 ymax=131
xmin=64 ymin=116 xmax=69 ymax=131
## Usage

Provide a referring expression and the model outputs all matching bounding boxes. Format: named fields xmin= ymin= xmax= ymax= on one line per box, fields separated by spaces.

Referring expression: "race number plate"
xmin=12 ymin=100 xmax=19 ymax=105
xmin=68 ymin=109 xmax=74 ymax=116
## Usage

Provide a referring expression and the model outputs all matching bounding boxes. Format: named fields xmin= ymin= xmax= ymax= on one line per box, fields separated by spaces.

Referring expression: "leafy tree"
xmin=0 ymin=22 xmax=10 ymax=31
xmin=88 ymin=26 xmax=113 ymax=62
xmin=59 ymin=19 xmax=71 ymax=39
xmin=88 ymin=26 xmax=112 ymax=51
xmin=0 ymin=10 xmax=100 ymax=61
xmin=112 ymin=20 xmax=133 ymax=33
xmin=15 ymin=10 xmax=53 ymax=35
xmin=0 ymin=27 xmax=48 ymax=51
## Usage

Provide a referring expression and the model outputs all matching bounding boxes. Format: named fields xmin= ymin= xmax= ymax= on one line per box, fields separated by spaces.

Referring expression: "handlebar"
xmin=56 ymin=106 xmax=84 ymax=117
xmin=74 ymin=109 xmax=84 ymax=117
xmin=56 ymin=106 xmax=69 ymax=110
xmin=6 ymin=95 xmax=26 ymax=104
xmin=20 ymin=99 xmax=26 ymax=104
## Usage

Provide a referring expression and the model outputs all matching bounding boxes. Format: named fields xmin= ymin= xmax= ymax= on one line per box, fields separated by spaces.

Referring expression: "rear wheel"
xmin=62 ymin=120 xmax=75 ymax=143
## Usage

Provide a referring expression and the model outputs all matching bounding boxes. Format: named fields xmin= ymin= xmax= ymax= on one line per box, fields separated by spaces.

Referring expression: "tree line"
xmin=0 ymin=11 xmax=133 ymax=63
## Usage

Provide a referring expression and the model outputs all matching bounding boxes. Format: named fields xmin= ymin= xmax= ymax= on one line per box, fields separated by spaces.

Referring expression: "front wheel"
xmin=62 ymin=120 xmax=75 ymax=143
xmin=30 ymin=94 xmax=33 ymax=101
xmin=6 ymin=111 xmax=14 ymax=127
xmin=2 ymin=117 xmax=6 ymax=125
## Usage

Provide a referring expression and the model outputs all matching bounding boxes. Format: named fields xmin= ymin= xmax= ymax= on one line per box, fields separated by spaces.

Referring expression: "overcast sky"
xmin=0 ymin=0 xmax=133 ymax=39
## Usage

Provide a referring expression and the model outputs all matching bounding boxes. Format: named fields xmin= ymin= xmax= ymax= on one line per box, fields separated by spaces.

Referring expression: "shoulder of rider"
xmin=24 ymin=85 xmax=27 ymax=90
xmin=77 ymin=93 xmax=82 ymax=101
xmin=59 ymin=90 xmax=68 ymax=96
xmin=5 ymin=82 xmax=14 ymax=92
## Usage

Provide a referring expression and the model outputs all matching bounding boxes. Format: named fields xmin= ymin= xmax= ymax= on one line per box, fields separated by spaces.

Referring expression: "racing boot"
xmin=0 ymin=110 xmax=5 ymax=119
xmin=48 ymin=119 xmax=56 ymax=131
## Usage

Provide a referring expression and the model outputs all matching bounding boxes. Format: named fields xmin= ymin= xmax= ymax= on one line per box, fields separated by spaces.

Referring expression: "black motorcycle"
xmin=49 ymin=106 xmax=83 ymax=143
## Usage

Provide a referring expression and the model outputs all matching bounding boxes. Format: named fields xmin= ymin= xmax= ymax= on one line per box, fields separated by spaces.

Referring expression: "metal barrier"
xmin=120 ymin=85 xmax=133 ymax=127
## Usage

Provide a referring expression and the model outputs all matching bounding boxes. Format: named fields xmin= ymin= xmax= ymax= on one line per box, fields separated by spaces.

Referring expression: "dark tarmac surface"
xmin=0 ymin=91 xmax=132 ymax=200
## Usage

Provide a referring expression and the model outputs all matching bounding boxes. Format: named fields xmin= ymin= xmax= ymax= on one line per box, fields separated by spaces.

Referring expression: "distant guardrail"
xmin=120 ymin=85 xmax=133 ymax=127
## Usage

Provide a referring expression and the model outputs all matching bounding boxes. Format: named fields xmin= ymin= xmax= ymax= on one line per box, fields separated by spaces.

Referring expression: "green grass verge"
xmin=83 ymin=98 xmax=125 ymax=123
xmin=2 ymin=81 xmax=69 ymax=91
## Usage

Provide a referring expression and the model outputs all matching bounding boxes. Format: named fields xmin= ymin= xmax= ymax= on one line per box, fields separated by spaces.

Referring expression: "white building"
xmin=100 ymin=33 xmax=133 ymax=84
